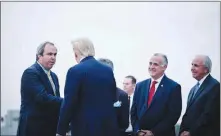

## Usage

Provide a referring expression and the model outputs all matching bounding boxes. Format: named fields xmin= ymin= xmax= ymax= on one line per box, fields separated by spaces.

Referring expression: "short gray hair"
xmin=97 ymin=58 xmax=114 ymax=71
xmin=71 ymin=37 xmax=95 ymax=57
xmin=36 ymin=41 xmax=54 ymax=61
xmin=153 ymin=53 xmax=168 ymax=66
xmin=196 ymin=55 xmax=212 ymax=73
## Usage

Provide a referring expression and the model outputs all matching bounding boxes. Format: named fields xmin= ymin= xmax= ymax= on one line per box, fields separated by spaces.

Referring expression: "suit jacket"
xmin=179 ymin=74 xmax=220 ymax=136
xmin=57 ymin=56 xmax=119 ymax=136
xmin=116 ymin=88 xmax=129 ymax=135
xmin=17 ymin=62 xmax=63 ymax=136
xmin=131 ymin=75 xmax=182 ymax=136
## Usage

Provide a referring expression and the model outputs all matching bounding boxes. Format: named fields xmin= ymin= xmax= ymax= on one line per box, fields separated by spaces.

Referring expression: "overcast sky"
xmin=1 ymin=2 xmax=220 ymax=123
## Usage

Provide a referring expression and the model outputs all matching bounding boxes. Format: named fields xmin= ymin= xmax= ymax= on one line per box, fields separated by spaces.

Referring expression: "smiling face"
xmin=148 ymin=55 xmax=167 ymax=80
xmin=38 ymin=43 xmax=57 ymax=70
xmin=191 ymin=56 xmax=208 ymax=81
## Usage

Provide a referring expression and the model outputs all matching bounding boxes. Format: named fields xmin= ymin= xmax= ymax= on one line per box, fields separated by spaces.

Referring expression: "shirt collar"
xmin=151 ymin=74 xmax=165 ymax=84
xmin=198 ymin=73 xmax=209 ymax=87
xmin=79 ymin=56 xmax=86 ymax=63
xmin=37 ymin=61 xmax=50 ymax=74
xmin=129 ymin=93 xmax=134 ymax=98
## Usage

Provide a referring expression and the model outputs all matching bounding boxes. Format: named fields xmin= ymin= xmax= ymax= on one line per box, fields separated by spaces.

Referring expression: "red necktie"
xmin=148 ymin=81 xmax=158 ymax=107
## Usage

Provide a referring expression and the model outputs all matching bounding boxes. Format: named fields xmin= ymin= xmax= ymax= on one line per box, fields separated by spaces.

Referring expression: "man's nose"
xmin=149 ymin=64 xmax=154 ymax=69
xmin=51 ymin=55 xmax=56 ymax=59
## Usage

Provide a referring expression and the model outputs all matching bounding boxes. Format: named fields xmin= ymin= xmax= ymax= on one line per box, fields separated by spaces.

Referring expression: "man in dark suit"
xmin=17 ymin=41 xmax=63 ymax=136
xmin=56 ymin=38 xmax=119 ymax=136
xmin=123 ymin=75 xmax=137 ymax=136
xmin=179 ymin=55 xmax=220 ymax=136
xmin=131 ymin=53 xmax=182 ymax=136
xmin=98 ymin=58 xmax=129 ymax=136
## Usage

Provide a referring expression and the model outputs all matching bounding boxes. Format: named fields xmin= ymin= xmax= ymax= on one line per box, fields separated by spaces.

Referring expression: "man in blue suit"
xmin=17 ymin=41 xmax=63 ymax=136
xmin=98 ymin=58 xmax=129 ymax=136
xmin=131 ymin=53 xmax=182 ymax=136
xmin=56 ymin=38 xmax=119 ymax=136
xmin=179 ymin=55 xmax=220 ymax=136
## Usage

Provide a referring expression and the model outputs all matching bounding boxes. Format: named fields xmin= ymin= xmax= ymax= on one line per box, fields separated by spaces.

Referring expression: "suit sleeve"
xmin=189 ymin=83 xmax=220 ymax=136
xmin=131 ymin=84 xmax=140 ymax=133
xmin=151 ymin=84 xmax=182 ymax=135
xmin=57 ymin=67 xmax=82 ymax=135
xmin=119 ymin=92 xmax=129 ymax=130
xmin=21 ymin=69 xmax=62 ymax=106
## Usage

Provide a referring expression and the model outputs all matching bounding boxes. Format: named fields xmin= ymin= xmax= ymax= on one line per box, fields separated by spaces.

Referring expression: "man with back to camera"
xmin=131 ymin=53 xmax=182 ymax=136
xmin=98 ymin=58 xmax=130 ymax=136
xmin=179 ymin=55 xmax=220 ymax=136
xmin=56 ymin=37 xmax=119 ymax=136
xmin=17 ymin=41 xmax=63 ymax=136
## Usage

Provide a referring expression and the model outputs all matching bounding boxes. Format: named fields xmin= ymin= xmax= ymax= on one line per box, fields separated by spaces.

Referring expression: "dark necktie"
xmin=148 ymin=81 xmax=158 ymax=107
xmin=128 ymin=96 xmax=131 ymax=109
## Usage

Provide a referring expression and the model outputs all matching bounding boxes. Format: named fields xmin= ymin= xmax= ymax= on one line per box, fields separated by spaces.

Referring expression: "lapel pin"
xmin=161 ymin=84 xmax=163 ymax=87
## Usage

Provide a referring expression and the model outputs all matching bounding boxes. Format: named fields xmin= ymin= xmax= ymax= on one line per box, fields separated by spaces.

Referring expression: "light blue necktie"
xmin=192 ymin=82 xmax=200 ymax=98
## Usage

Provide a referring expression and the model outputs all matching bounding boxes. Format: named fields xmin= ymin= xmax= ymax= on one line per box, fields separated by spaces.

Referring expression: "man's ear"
xmin=74 ymin=52 xmax=77 ymax=58
xmin=163 ymin=64 xmax=167 ymax=70
xmin=37 ymin=55 xmax=41 ymax=60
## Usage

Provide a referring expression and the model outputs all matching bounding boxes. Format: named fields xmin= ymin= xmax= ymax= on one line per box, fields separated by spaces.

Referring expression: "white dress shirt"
xmin=150 ymin=74 xmax=165 ymax=94
xmin=125 ymin=93 xmax=134 ymax=132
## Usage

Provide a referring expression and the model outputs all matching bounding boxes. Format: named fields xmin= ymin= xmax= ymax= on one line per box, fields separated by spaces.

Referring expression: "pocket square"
xmin=113 ymin=101 xmax=122 ymax=107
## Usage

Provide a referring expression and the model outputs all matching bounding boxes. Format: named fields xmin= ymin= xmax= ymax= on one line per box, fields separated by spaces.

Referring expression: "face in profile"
xmin=38 ymin=44 xmax=57 ymax=70
xmin=191 ymin=56 xmax=208 ymax=81
xmin=148 ymin=55 xmax=167 ymax=80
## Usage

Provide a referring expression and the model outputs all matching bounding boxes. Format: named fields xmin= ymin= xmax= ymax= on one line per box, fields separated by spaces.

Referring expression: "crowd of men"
xmin=17 ymin=37 xmax=220 ymax=136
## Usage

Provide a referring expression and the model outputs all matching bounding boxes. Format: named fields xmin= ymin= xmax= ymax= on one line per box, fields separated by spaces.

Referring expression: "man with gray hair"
xmin=56 ymin=38 xmax=119 ymax=136
xmin=131 ymin=53 xmax=182 ymax=136
xmin=17 ymin=41 xmax=63 ymax=136
xmin=179 ymin=55 xmax=220 ymax=136
xmin=98 ymin=58 xmax=129 ymax=136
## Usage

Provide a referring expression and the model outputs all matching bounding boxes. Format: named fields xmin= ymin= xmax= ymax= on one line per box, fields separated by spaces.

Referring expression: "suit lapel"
xmin=148 ymin=80 xmax=165 ymax=108
xmin=187 ymin=75 xmax=211 ymax=109
xmin=187 ymin=87 xmax=195 ymax=107
xmin=148 ymin=76 xmax=167 ymax=108
xmin=140 ymin=76 xmax=167 ymax=118
xmin=139 ymin=80 xmax=151 ymax=118
xmin=116 ymin=88 xmax=120 ymax=100
xmin=144 ymin=80 xmax=151 ymax=106
xmin=51 ymin=73 xmax=60 ymax=97
xmin=35 ymin=63 xmax=55 ymax=95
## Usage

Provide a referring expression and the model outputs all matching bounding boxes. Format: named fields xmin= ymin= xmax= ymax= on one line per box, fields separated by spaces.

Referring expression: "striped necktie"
xmin=47 ymin=71 xmax=56 ymax=96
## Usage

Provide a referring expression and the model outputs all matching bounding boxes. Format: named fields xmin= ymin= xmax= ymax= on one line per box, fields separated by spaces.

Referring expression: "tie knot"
xmin=196 ymin=82 xmax=200 ymax=86
xmin=152 ymin=80 xmax=158 ymax=85
xmin=47 ymin=71 xmax=51 ymax=76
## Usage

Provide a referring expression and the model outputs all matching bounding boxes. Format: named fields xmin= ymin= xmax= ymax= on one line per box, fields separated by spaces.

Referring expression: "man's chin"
xmin=149 ymin=73 xmax=155 ymax=77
